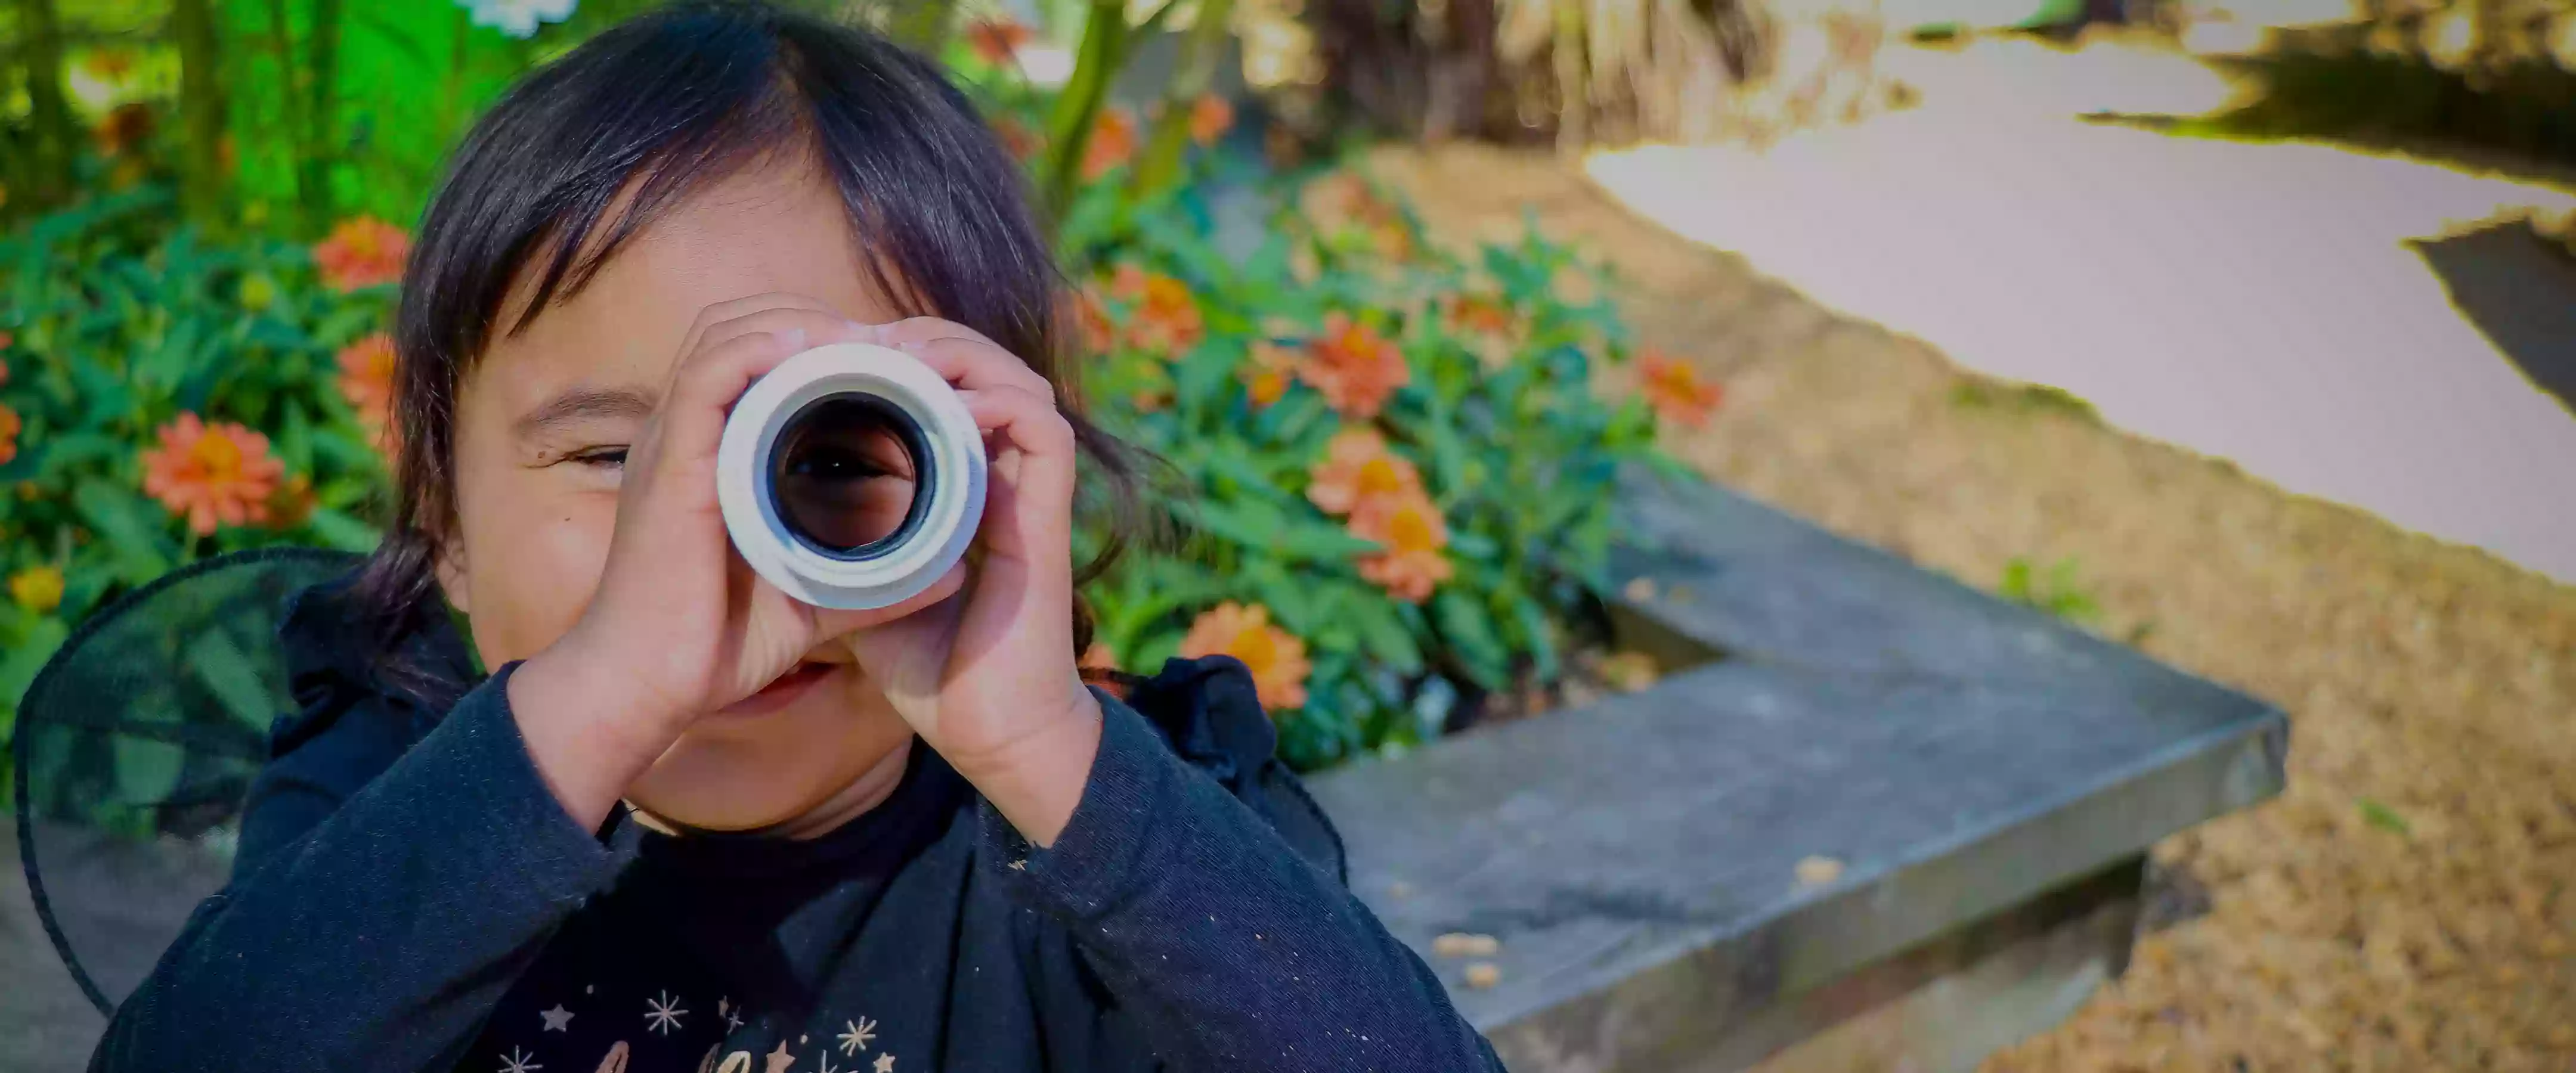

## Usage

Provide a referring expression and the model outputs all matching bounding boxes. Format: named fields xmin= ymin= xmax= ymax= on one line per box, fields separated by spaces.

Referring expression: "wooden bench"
xmin=1305 ymin=471 xmax=2286 ymax=1071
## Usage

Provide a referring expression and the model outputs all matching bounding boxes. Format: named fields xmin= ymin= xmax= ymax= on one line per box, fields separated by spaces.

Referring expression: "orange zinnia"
xmin=1638 ymin=350 xmax=1724 ymax=427
xmin=1082 ymin=108 xmax=1140 ymax=180
xmin=1348 ymin=489 xmax=1454 ymax=603
xmin=141 ymin=413 xmax=286 ymax=535
xmin=1305 ymin=427 xmax=1423 ymax=516
xmin=1299 ymin=313 xmax=1410 ymax=419
xmin=1178 ymin=602 xmax=1312 ymax=712
xmin=1244 ymin=342 xmax=1298 ymax=408
xmin=93 ymin=103 xmax=154 ymax=158
xmin=1190 ymin=95 xmax=1234 ymax=146
xmin=992 ymin=115 xmax=1042 ymax=162
xmin=1109 ymin=264 xmax=1203 ymax=358
xmin=336 ymin=332 xmax=398 ymax=434
xmin=312 ymin=216 xmax=410 ymax=292
xmin=965 ymin=17 xmax=1033 ymax=64
xmin=1447 ymin=294 xmax=1515 ymax=337
xmin=1074 ymin=286 xmax=1118 ymax=354
xmin=266 ymin=473 xmax=317 ymax=531
xmin=0 ymin=403 xmax=18 ymax=466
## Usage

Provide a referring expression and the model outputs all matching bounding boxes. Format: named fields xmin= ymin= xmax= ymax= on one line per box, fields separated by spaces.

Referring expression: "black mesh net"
xmin=11 ymin=547 xmax=360 ymax=1014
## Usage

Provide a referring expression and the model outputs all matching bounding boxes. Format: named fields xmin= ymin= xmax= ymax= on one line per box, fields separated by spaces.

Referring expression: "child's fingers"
xmin=672 ymin=293 xmax=844 ymax=366
xmin=891 ymin=335 xmax=1055 ymax=403
xmin=872 ymin=315 xmax=1008 ymax=356
xmin=686 ymin=307 xmax=875 ymax=382
xmin=957 ymin=386 xmax=1076 ymax=561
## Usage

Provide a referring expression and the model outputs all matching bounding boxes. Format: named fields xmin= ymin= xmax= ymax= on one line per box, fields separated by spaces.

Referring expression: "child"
xmin=92 ymin=5 xmax=1503 ymax=1071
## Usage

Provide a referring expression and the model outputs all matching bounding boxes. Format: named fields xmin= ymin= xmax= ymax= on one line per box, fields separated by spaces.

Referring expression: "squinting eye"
xmin=570 ymin=447 xmax=629 ymax=469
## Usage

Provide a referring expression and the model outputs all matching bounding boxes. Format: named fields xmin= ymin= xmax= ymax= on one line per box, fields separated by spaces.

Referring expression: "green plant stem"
xmin=14 ymin=0 xmax=76 ymax=210
xmin=302 ymin=0 xmax=344 ymax=232
xmin=1041 ymin=0 xmax=1134 ymax=227
xmin=1129 ymin=0 xmax=1235 ymax=198
xmin=265 ymin=0 xmax=312 ymax=230
xmin=172 ymin=0 xmax=230 ymax=225
xmin=884 ymin=0 xmax=959 ymax=54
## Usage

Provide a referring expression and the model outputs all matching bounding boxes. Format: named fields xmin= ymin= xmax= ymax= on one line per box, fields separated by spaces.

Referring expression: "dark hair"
xmin=358 ymin=1 xmax=1140 ymax=699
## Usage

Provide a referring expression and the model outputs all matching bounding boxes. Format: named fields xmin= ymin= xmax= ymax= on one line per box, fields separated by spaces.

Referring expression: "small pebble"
xmin=1623 ymin=577 xmax=1658 ymax=603
xmin=1432 ymin=932 xmax=1501 ymax=958
xmin=1795 ymin=855 xmax=1845 ymax=886
xmin=1463 ymin=962 xmax=1502 ymax=989
xmin=1389 ymin=882 xmax=1414 ymax=900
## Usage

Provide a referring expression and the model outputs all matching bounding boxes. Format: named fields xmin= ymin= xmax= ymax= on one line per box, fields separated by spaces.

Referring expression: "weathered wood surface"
xmin=1304 ymin=472 xmax=2287 ymax=1070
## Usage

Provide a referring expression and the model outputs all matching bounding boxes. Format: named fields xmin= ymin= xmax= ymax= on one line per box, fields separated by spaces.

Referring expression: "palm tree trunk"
xmin=172 ymin=0 xmax=230 ymax=224
xmin=14 ymin=0 xmax=77 ymax=210
xmin=300 ymin=0 xmax=343 ymax=232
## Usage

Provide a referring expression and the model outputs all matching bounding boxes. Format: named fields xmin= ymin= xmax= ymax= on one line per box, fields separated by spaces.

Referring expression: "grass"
xmin=1951 ymin=379 xmax=2102 ymax=424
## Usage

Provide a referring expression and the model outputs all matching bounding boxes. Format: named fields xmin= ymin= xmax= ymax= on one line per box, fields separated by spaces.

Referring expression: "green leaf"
xmin=0 ymin=617 xmax=69 ymax=708
xmin=2359 ymin=798 xmax=2410 ymax=836
xmin=73 ymin=480 xmax=174 ymax=580
xmin=1433 ymin=588 xmax=1509 ymax=689
xmin=187 ymin=628 xmax=280 ymax=735
xmin=1348 ymin=598 xmax=1424 ymax=675
xmin=306 ymin=508 xmax=383 ymax=553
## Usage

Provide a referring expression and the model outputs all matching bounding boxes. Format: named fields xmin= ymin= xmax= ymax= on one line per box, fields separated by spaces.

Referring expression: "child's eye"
xmin=567 ymin=446 xmax=629 ymax=469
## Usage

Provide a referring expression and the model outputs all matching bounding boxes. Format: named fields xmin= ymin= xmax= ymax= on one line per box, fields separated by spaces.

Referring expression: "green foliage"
xmin=1 ymin=4 xmax=1683 ymax=807
xmin=0 ymin=185 xmax=394 ymax=774
xmin=1061 ymin=166 xmax=1664 ymax=769
xmin=1997 ymin=554 xmax=2100 ymax=624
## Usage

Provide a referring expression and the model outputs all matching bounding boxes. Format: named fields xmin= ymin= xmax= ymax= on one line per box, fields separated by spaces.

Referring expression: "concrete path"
xmin=1586 ymin=38 xmax=2576 ymax=583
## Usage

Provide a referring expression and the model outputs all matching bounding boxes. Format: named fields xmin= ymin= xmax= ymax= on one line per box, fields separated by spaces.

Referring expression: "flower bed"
xmin=0 ymin=13 xmax=1733 ymax=805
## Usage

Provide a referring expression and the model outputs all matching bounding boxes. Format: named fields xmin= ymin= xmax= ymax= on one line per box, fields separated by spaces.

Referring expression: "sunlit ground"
xmin=1589 ymin=33 xmax=2576 ymax=583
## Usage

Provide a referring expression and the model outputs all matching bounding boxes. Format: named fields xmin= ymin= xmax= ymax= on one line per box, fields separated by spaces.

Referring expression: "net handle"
xmin=10 ymin=545 xmax=361 ymax=1018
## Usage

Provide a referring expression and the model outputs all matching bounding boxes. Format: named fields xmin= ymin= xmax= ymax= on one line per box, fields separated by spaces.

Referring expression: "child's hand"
xmin=507 ymin=295 xmax=961 ymax=830
xmin=842 ymin=317 xmax=1103 ymax=846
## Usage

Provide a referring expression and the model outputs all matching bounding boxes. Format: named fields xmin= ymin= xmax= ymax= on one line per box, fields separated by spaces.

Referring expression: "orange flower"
xmin=83 ymin=49 xmax=138 ymax=82
xmin=0 ymin=403 xmax=18 ymax=466
xmin=1447 ymin=293 xmax=1514 ymax=337
xmin=1305 ymin=427 xmax=1423 ymax=516
xmin=93 ymin=103 xmax=154 ymax=158
xmin=1073 ymin=287 xmax=1117 ymax=353
xmin=1348 ymin=489 xmax=1453 ymax=603
xmin=1299 ymin=314 xmax=1410 ymax=418
xmin=1307 ymin=172 xmax=1413 ymax=262
xmin=1638 ymin=350 xmax=1724 ymax=427
xmin=965 ymin=17 xmax=1033 ymax=64
xmin=1109 ymin=264 xmax=1203 ymax=357
xmin=1178 ymin=602 xmax=1312 ymax=712
xmin=336 ymin=331 xmax=398 ymax=442
xmin=992 ymin=115 xmax=1042 ymax=162
xmin=1190 ymin=95 xmax=1234 ymax=146
xmin=266 ymin=473 xmax=317 ymax=531
xmin=1082 ymin=108 xmax=1140 ymax=180
xmin=311 ymin=216 xmax=410 ymax=293
xmin=140 ymin=413 xmax=286 ymax=535
xmin=1080 ymin=640 xmax=1119 ymax=673
xmin=1245 ymin=342 xmax=1298 ymax=408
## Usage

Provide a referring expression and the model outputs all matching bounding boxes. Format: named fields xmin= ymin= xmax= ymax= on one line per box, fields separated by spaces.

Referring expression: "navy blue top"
xmin=89 ymin=582 xmax=1502 ymax=1072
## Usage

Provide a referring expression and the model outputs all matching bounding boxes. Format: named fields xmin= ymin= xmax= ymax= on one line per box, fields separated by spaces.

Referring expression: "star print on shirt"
xmin=836 ymin=1018 xmax=877 ymax=1055
xmin=645 ymin=991 xmax=688 ymax=1035
xmin=764 ymin=1040 xmax=795 ymax=1073
xmin=872 ymin=1054 xmax=896 ymax=1073
xmin=498 ymin=1045 xmax=542 ymax=1073
xmin=540 ymin=1004 xmax=574 ymax=1032
xmin=816 ymin=1056 xmax=841 ymax=1073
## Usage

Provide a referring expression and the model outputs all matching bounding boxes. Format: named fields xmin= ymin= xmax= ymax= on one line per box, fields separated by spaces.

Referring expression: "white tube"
xmin=716 ymin=343 xmax=986 ymax=610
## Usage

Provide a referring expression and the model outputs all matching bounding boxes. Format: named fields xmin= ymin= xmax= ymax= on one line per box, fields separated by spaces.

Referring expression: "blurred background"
xmin=2 ymin=0 xmax=2573 ymax=1069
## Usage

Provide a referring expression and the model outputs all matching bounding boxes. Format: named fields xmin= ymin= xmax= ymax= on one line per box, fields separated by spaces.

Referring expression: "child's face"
xmin=440 ymin=162 xmax=917 ymax=832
